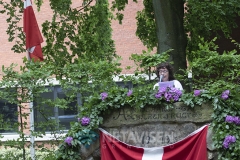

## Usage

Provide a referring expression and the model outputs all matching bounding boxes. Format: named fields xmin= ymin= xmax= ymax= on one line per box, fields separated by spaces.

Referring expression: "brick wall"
xmin=0 ymin=0 xmax=146 ymax=141
xmin=0 ymin=0 xmax=146 ymax=76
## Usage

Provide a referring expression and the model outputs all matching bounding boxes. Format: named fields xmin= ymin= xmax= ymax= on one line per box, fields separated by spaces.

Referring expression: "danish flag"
xmin=23 ymin=0 xmax=43 ymax=61
xmin=100 ymin=125 xmax=208 ymax=160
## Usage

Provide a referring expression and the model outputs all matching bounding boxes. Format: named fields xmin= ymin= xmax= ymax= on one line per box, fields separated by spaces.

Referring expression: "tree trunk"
xmin=152 ymin=0 xmax=187 ymax=74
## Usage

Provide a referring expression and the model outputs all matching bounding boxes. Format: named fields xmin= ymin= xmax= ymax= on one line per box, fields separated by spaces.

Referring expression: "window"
xmin=0 ymin=91 xmax=18 ymax=134
xmin=34 ymin=86 xmax=79 ymax=132
xmin=33 ymin=81 xmax=133 ymax=132
xmin=116 ymin=81 xmax=133 ymax=89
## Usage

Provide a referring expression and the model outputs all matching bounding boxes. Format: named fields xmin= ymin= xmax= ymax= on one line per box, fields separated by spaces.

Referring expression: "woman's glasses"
xmin=159 ymin=70 xmax=168 ymax=74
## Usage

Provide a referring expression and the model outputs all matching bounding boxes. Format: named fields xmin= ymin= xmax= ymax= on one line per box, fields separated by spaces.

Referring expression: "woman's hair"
xmin=156 ymin=62 xmax=175 ymax=81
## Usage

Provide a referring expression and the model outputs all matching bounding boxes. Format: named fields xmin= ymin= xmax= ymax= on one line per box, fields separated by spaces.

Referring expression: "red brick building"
xmin=0 ymin=0 xmax=146 ymax=75
xmin=0 ymin=0 xmax=147 ymax=145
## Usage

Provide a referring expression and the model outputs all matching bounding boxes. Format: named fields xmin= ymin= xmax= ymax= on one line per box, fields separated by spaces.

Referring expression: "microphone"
xmin=159 ymin=75 xmax=163 ymax=82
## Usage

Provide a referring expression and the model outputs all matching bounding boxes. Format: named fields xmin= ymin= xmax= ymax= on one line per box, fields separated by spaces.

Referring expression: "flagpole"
xmin=24 ymin=1 xmax=44 ymax=158
xmin=30 ymin=100 xmax=35 ymax=160
xmin=27 ymin=53 xmax=36 ymax=160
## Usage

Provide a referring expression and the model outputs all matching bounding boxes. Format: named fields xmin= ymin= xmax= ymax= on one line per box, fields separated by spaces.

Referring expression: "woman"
xmin=153 ymin=62 xmax=183 ymax=90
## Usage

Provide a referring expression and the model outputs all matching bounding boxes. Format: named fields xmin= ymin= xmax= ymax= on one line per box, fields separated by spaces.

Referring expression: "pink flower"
xmin=194 ymin=90 xmax=201 ymax=96
xmin=155 ymin=87 xmax=182 ymax=101
xmin=225 ymin=115 xmax=234 ymax=123
xmin=100 ymin=92 xmax=108 ymax=100
xmin=80 ymin=116 xmax=91 ymax=126
xmin=64 ymin=136 xmax=73 ymax=146
xmin=221 ymin=90 xmax=230 ymax=100
xmin=223 ymin=135 xmax=236 ymax=149
xmin=127 ymin=90 xmax=133 ymax=96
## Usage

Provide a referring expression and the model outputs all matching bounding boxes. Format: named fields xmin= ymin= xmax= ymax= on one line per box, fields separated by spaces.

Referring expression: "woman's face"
xmin=159 ymin=67 xmax=169 ymax=82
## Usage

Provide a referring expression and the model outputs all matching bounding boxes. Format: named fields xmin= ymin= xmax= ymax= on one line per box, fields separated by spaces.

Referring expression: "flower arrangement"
xmin=55 ymin=81 xmax=240 ymax=160
xmin=155 ymin=86 xmax=182 ymax=102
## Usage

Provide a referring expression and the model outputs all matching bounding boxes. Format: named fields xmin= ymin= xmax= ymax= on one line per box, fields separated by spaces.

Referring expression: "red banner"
xmin=100 ymin=125 xmax=208 ymax=160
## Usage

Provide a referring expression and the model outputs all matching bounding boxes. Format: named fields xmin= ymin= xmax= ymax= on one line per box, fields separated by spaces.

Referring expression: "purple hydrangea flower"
xmin=100 ymin=92 xmax=108 ymax=100
xmin=164 ymin=92 xmax=172 ymax=101
xmin=65 ymin=136 xmax=73 ymax=146
xmin=170 ymin=87 xmax=182 ymax=101
xmin=127 ymin=90 xmax=133 ymax=96
xmin=225 ymin=115 xmax=234 ymax=123
xmin=223 ymin=90 xmax=230 ymax=95
xmin=80 ymin=116 xmax=91 ymax=126
xmin=155 ymin=86 xmax=182 ymax=102
xmin=223 ymin=135 xmax=236 ymax=149
xmin=155 ymin=93 xmax=162 ymax=98
xmin=221 ymin=94 xmax=229 ymax=100
xmin=194 ymin=90 xmax=201 ymax=96
xmin=233 ymin=116 xmax=240 ymax=125
xmin=223 ymin=141 xmax=230 ymax=149
xmin=225 ymin=115 xmax=240 ymax=125
xmin=229 ymin=136 xmax=236 ymax=143
xmin=165 ymin=87 xmax=182 ymax=101
xmin=155 ymin=87 xmax=166 ymax=99
xmin=221 ymin=90 xmax=230 ymax=100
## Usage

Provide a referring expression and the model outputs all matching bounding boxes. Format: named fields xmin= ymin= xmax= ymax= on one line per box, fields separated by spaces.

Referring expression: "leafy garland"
xmin=56 ymin=83 xmax=240 ymax=160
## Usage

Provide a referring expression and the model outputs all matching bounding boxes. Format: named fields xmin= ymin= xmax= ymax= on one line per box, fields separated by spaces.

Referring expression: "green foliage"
xmin=0 ymin=57 xmax=121 ymax=159
xmin=57 ymin=39 xmax=240 ymax=159
xmin=110 ymin=0 xmax=137 ymax=23
xmin=42 ymin=0 xmax=117 ymax=70
xmin=58 ymin=76 xmax=240 ymax=159
xmin=185 ymin=0 xmax=240 ymax=60
xmin=55 ymin=82 xmax=182 ymax=159
xmin=0 ymin=0 xmax=120 ymax=159
xmin=211 ymin=87 xmax=240 ymax=160
xmin=0 ymin=148 xmax=57 ymax=160
xmin=55 ymin=129 xmax=98 ymax=160
xmin=0 ymin=0 xmax=24 ymax=53
xmin=49 ymin=0 xmax=71 ymax=14
xmin=180 ymin=90 xmax=212 ymax=107
xmin=0 ymin=62 xmax=62 ymax=159
xmin=135 ymin=0 xmax=157 ymax=50
xmin=1 ymin=0 xmax=240 ymax=160
xmin=189 ymin=39 xmax=240 ymax=159
xmin=128 ymin=49 xmax=171 ymax=81
xmin=190 ymin=37 xmax=240 ymax=90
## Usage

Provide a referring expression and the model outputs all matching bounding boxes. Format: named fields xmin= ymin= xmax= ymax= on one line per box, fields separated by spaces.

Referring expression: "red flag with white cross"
xmin=23 ymin=0 xmax=44 ymax=61
xmin=100 ymin=125 xmax=208 ymax=160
